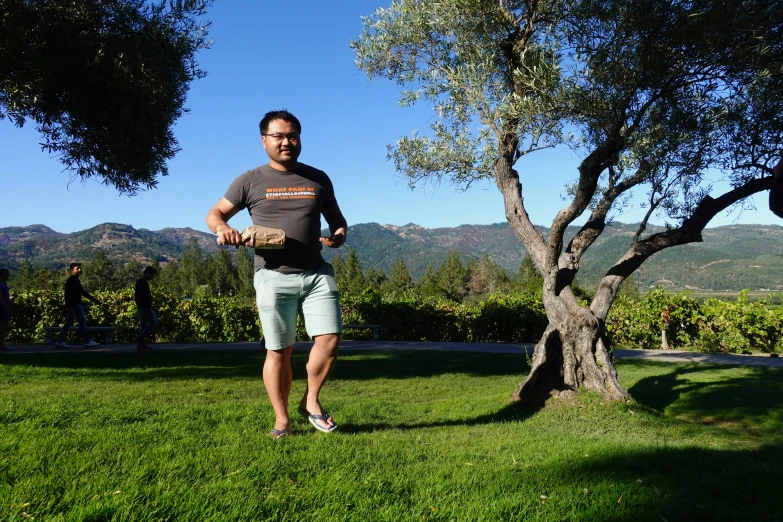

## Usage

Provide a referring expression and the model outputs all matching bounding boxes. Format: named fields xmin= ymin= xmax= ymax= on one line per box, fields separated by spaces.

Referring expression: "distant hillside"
xmin=320 ymin=222 xmax=783 ymax=291
xmin=320 ymin=222 xmax=527 ymax=279
xmin=569 ymin=223 xmax=783 ymax=290
xmin=2 ymin=221 xmax=783 ymax=291
xmin=0 ymin=224 xmax=66 ymax=245
xmin=0 ymin=223 xmax=218 ymax=269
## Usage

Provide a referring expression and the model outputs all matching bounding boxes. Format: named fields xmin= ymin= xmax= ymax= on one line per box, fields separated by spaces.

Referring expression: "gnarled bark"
xmin=513 ymin=299 xmax=629 ymax=402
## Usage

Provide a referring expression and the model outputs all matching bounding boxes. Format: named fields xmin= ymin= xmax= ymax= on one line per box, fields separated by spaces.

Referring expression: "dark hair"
xmin=69 ymin=262 xmax=81 ymax=270
xmin=142 ymin=266 xmax=156 ymax=275
xmin=259 ymin=110 xmax=301 ymax=136
xmin=0 ymin=268 xmax=9 ymax=276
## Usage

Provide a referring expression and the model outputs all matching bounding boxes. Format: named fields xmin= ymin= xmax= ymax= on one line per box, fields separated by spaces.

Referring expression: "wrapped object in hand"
xmin=240 ymin=225 xmax=286 ymax=249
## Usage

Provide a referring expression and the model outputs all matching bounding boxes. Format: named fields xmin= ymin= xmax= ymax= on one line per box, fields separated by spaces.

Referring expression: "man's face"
xmin=262 ymin=119 xmax=301 ymax=168
xmin=71 ymin=266 xmax=82 ymax=276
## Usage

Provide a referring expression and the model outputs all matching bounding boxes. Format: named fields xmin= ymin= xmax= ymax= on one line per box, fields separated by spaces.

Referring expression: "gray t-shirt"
xmin=224 ymin=163 xmax=338 ymax=273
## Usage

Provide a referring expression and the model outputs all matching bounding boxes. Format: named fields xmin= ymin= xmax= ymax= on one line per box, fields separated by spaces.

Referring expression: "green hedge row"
xmin=5 ymin=289 xmax=260 ymax=344
xmin=5 ymin=290 xmax=548 ymax=345
xmin=6 ymin=288 xmax=783 ymax=353
xmin=606 ymin=289 xmax=783 ymax=354
xmin=340 ymin=292 xmax=548 ymax=343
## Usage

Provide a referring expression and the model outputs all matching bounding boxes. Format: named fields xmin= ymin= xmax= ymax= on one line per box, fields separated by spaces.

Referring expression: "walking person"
xmin=770 ymin=153 xmax=783 ymax=218
xmin=0 ymin=268 xmax=11 ymax=351
xmin=135 ymin=266 xmax=158 ymax=350
xmin=206 ymin=109 xmax=348 ymax=440
xmin=54 ymin=263 xmax=103 ymax=348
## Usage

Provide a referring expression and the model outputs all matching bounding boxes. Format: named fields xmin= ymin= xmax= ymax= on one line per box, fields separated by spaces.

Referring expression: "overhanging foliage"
xmin=0 ymin=0 xmax=212 ymax=194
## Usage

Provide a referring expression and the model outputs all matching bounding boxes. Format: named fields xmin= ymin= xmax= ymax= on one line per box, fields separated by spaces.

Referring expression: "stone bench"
xmin=44 ymin=326 xmax=116 ymax=344
xmin=342 ymin=324 xmax=380 ymax=341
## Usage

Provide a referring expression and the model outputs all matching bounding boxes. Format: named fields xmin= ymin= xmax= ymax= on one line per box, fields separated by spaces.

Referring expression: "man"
xmin=206 ymin=110 xmax=348 ymax=440
xmin=134 ymin=266 xmax=158 ymax=350
xmin=54 ymin=263 xmax=103 ymax=348
xmin=770 ymin=153 xmax=783 ymax=218
xmin=0 ymin=268 xmax=11 ymax=351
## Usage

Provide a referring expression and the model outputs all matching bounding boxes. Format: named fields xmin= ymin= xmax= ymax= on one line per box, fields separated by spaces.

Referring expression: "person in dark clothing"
xmin=55 ymin=262 xmax=103 ymax=349
xmin=770 ymin=153 xmax=783 ymax=218
xmin=0 ymin=268 xmax=11 ymax=351
xmin=134 ymin=266 xmax=157 ymax=350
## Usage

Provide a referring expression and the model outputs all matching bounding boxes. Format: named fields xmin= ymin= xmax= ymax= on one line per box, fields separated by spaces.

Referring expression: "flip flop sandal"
xmin=268 ymin=429 xmax=289 ymax=440
xmin=298 ymin=404 xmax=334 ymax=424
xmin=307 ymin=414 xmax=338 ymax=433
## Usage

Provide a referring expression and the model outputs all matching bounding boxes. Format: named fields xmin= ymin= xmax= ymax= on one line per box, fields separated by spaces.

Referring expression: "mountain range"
xmin=1 ymin=221 xmax=782 ymax=291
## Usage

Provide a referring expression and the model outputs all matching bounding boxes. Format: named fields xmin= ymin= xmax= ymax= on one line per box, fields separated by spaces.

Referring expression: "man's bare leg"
xmin=263 ymin=345 xmax=294 ymax=431
xmin=300 ymin=333 xmax=340 ymax=428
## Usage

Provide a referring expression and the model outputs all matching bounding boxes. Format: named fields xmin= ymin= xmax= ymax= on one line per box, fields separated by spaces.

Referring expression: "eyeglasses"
xmin=262 ymin=132 xmax=300 ymax=142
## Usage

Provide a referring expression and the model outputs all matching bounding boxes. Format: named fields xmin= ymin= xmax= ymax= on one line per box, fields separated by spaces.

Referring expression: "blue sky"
xmin=1 ymin=0 xmax=780 ymax=236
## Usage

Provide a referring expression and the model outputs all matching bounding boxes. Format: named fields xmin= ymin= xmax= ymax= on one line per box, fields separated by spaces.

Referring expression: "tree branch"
xmin=548 ymin=132 xmax=625 ymax=268
xmin=591 ymin=175 xmax=775 ymax=318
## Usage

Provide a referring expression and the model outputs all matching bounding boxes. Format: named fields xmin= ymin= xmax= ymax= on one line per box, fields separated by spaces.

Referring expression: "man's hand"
xmin=319 ymin=233 xmax=345 ymax=248
xmin=216 ymin=225 xmax=242 ymax=246
xmin=206 ymin=198 xmax=242 ymax=245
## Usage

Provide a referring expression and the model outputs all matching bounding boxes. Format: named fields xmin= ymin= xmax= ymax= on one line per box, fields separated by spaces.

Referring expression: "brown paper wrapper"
xmin=239 ymin=225 xmax=286 ymax=249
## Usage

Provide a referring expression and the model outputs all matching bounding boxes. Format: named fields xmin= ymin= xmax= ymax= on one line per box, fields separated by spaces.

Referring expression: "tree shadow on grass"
xmin=339 ymin=360 xmax=783 ymax=436
xmin=521 ymin=444 xmax=783 ymax=522
xmin=0 ymin=350 xmax=529 ymax=382
xmin=0 ymin=351 xmax=264 ymax=380
xmin=338 ymin=399 xmax=544 ymax=434
xmin=327 ymin=351 xmax=527 ymax=380
xmin=628 ymin=362 xmax=783 ymax=438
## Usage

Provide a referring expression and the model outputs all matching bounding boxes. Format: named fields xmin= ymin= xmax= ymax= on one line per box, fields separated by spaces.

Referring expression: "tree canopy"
xmin=352 ymin=0 xmax=783 ymax=400
xmin=0 ymin=0 xmax=212 ymax=194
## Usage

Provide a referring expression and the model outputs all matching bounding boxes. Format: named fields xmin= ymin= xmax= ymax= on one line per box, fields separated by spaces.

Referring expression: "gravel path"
xmin=2 ymin=340 xmax=781 ymax=367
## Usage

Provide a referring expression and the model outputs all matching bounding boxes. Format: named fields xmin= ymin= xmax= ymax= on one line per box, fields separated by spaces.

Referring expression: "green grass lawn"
xmin=1 ymin=350 xmax=782 ymax=521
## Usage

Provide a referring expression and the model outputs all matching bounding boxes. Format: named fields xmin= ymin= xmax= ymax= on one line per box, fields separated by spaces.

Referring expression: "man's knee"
xmin=313 ymin=333 xmax=340 ymax=352
xmin=265 ymin=345 xmax=294 ymax=363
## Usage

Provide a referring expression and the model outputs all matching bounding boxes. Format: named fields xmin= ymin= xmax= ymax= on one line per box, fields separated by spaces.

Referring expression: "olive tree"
xmin=0 ymin=0 xmax=212 ymax=194
xmin=352 ymin=0 xmax=783 ymax=401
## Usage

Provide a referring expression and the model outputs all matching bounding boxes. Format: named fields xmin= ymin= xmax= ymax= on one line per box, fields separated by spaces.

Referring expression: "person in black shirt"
xmin=134 ymin=267 xmax=157 ymax=350
xmin=0 ymin=268 xmax=11 ymax=351
xmin=55 ymin=262 xmax=103 ymax=349
xmin=770 ymin=153 xmax=783 ymax=218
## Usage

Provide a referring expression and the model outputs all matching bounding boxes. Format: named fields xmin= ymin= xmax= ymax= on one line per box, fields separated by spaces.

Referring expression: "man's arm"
xmin=319 ymin=203 xmax=348 ymax=248
xmin=206 ymin=197 xmax=243 ymax=246
xmin=79 ymin=280 xmax=102 ymax=305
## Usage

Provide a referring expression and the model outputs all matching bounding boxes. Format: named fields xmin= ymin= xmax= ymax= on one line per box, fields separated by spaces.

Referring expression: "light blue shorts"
xmin=253 ymin=262 xmax=342 ymax=350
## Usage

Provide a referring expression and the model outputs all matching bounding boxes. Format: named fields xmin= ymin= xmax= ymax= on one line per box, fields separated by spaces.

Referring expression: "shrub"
xmin=471 ymin=293 xmax=547 ymax=343
xmin=6 ymin=290 xmax=261 ymax=344
xmin=7 ymin=288 xmax=782 ymax=353
xmin=607 ymin=288 xmax=783 ymax=353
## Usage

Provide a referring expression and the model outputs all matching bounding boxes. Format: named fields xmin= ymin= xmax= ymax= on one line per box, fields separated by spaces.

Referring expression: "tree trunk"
xmin=512 ymin=301 xmax=629 ymax=402
xmin=661 ymin=329 xmax=670 ymax=350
